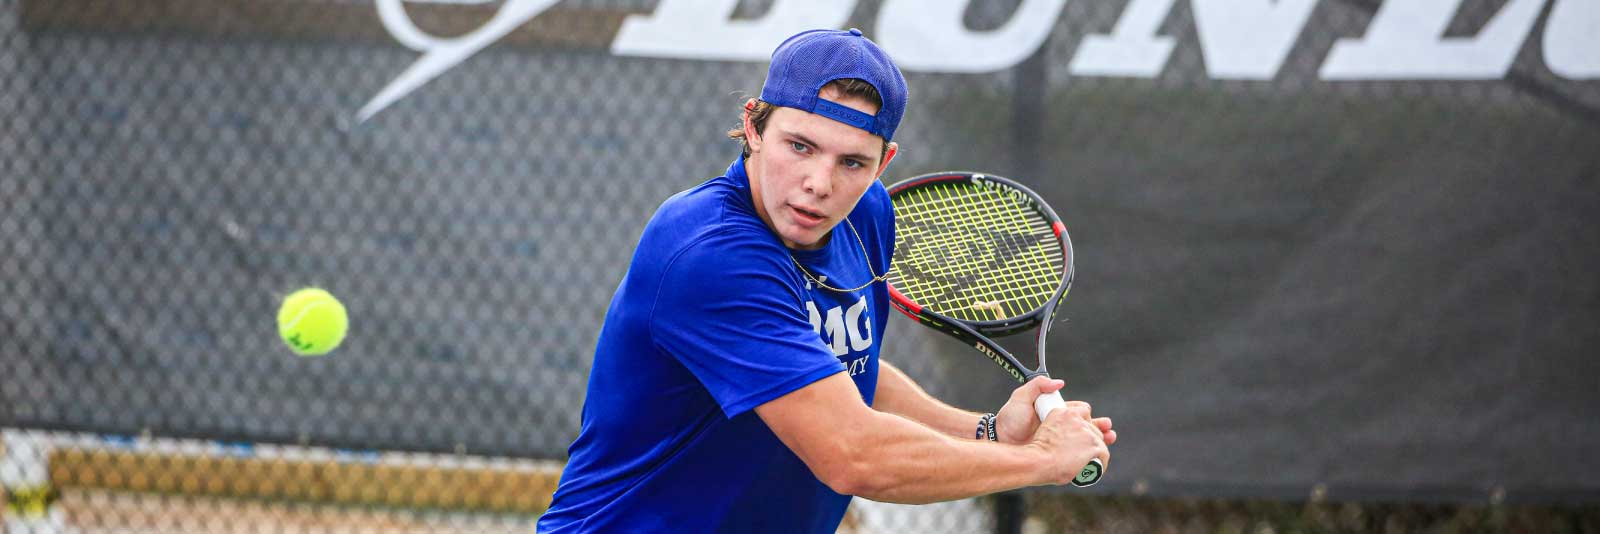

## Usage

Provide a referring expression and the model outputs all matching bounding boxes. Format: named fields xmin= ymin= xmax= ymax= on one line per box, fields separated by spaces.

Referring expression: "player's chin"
xmin=780 ymin=226 xmax=827 ymax=250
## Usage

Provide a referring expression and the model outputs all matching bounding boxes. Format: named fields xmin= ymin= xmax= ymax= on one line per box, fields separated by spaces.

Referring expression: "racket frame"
xmin=884 ymin=172 xmax=1074 ymax=383
xmin=884 ymin=171 xmax=1101 ymax=487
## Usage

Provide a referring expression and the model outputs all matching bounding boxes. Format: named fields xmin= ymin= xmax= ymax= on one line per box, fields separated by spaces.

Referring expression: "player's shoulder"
xmin=644 ymin=205 xmax=797 ymax=304
xmin=639 ymin=176 xmax=788 ymax=272
xmin=859 ymin=179 xmax=891 ymax=216
xmin=864 ymin=178 xmax=890 ymax=202
xmin=848 ymin=179 xmax=894 ymax=240
xmin=653 ymin=175 xmax=749 ymax=227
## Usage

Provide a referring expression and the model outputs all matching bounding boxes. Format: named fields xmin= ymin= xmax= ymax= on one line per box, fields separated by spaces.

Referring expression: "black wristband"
xmin=976 ymin=413 xmax=998 ymax=442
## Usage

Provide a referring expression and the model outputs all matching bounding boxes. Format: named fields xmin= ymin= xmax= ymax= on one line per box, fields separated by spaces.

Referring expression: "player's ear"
xmin=875 ymin=141 xmax=899 ymax=178
xmin=743 ymin=98 xmax=763 ymax=153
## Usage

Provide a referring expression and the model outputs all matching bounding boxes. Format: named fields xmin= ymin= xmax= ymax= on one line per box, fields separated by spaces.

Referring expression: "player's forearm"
xmin=837 ymin=409 xmax=1049 ymax=504
xmin=762 ymin=373 xmax=1056 ymax=504
xmin=873 ymin=361 xmax=983 ymax=439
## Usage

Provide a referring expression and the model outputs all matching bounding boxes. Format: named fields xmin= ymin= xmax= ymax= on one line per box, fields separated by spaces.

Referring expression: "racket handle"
xmin=1034 ymin=391 xmax=1106 ymax=487
xmin=1073 ymin=459 xmax=1104 ymax=487
xmin=1034 ymin=390 xmax=1066 ymax=421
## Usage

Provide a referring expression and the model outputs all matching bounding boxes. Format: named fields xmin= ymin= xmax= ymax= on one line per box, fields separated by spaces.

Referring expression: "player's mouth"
xmin=789 ymin=203 xmax=826 ymax=228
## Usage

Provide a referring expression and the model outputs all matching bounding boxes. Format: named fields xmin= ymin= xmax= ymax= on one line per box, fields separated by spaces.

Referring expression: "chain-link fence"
xmin=5 ymin=428 xmax=1597 ymax=533
xmin=4 ymin=0 xmax=1599 ymax=532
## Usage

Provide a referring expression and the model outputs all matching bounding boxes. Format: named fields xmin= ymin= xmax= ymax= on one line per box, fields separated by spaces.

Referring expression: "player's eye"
xmin=790 ymin=141 xmax=809 ymax=154
xmin=843 ymin=158 xmax=864 ymax=170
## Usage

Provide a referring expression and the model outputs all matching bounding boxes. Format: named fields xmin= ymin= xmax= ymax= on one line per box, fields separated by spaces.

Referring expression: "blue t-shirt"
xmin=537 ymin=157 xmax=894 ymax=533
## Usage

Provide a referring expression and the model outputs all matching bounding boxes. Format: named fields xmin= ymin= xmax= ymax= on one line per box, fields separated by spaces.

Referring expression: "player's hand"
xmin=994 ymin=376 xmax=1060 ymax=444
xmin=995 ymin=378 xmax=1116 ymax=446
xmin=1027 ymin=400 xmax=1112 ymax=486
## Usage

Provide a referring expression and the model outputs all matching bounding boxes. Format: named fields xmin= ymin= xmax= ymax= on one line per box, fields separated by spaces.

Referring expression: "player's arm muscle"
xmin=872 ymin=360 xmax=983 ymax=439
xmin=755 ymin=372 xmax=1046 ymax=504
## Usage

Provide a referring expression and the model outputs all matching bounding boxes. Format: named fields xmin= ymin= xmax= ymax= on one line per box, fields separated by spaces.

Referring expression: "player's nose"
xmin=802 ymin=163 xmax=833 ymax=198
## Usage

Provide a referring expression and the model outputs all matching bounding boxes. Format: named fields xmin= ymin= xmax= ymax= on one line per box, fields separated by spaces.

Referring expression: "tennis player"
xmin=537 ymin=28 xmax=1114 ymax=533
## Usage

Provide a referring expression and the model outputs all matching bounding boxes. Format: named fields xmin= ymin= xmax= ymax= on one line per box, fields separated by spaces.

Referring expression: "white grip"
xmin=1034 ymin=390 xmax=1066 ymax=422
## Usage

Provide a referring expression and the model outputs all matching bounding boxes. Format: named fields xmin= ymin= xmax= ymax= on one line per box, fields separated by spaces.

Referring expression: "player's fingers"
xmin=1074 ymin=418 xmax=1111 ymax=476
xmin=1037 ymin=378 xmax=1065 ymax=394
xmin=1045 ymin=405 xmax=1092 ymax=427
xmin=1085 ymin=419 xmax=1111 ymax=467
xmin=1041 ymin=406 xmax=1074 ymax=425
xmin=1098 ymin=436 xmax=1111 ymax=468
xmin=1093 ymin=417 xmax=1112 ymax=431
xmin=1014 ymin=376 xmax=1056 ymax=402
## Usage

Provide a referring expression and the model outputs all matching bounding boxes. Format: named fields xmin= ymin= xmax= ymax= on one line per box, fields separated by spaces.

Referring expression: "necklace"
xmin=790 ymin=218 xmax=889 ymax=293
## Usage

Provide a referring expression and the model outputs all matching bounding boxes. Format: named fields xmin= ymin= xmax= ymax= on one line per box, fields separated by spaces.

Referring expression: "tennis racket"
xmin=884 ymin=171 xmax=1102 ymax=487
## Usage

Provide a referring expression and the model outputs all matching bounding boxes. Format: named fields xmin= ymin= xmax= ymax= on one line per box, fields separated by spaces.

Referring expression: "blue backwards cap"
xmin=760 ymin=28 xmax=909 ymax=142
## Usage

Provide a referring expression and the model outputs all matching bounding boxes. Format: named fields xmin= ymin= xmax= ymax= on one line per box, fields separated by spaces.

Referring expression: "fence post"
xmin=993 ymin=491 xmax=1027 ymax=534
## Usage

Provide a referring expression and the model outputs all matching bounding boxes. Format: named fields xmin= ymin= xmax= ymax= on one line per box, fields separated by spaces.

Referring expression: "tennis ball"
xmin=277 ymin=287 xmax=348 ymax=356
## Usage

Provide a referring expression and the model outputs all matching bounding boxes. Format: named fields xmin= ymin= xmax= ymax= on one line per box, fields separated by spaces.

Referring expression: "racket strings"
xmin=907 ymin=187 xmax=1050 ymax=318
xmin=889 ymin=182 xmax=1063 ymax=322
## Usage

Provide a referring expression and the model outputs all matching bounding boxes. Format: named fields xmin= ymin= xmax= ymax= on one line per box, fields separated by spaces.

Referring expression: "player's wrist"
xmin=974 ymin=413 xmax=997 ymax=441
xmin=992 ymin=414 xmax=1027 ymax=445
xmin=1014 ymin=441 xmax=1063 ymax=486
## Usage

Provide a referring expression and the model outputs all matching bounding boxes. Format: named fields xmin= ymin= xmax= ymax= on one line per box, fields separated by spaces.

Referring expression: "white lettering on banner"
xmin=360 ymin=0 xmax=561 ymax=122
xmin=807 ymin=298 xmax=873 ymax=357
xmin=1320 ymin=0 xmax=1547 ymax=80
xmin=1544 ymin=0 xmax=1599 ymax=79
xmin=357 ymin=0 xmax=1595 ymax=120
xmin=877 ymin=0 xmax=1069 ymax=73
xmin=1192 ymin=0 xmax=1318 ymax=79
xmin=610 ymin=0 xmax=855 ymax=61
xmin=1067 ymin=0 xmax=1177 ymax=77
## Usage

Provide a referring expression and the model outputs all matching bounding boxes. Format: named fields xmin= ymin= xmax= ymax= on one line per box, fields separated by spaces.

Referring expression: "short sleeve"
xmin=649 ymin=231 xmax=845 ymax=418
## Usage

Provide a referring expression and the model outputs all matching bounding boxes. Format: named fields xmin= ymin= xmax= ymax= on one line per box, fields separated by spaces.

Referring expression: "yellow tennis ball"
xmin=277 ymin=288 xmax=348 ymax=356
